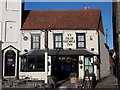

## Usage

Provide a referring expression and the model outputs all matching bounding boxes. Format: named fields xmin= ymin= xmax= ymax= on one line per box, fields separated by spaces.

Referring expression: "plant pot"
xmin=70 ymin=77 xmax=78 ymax=83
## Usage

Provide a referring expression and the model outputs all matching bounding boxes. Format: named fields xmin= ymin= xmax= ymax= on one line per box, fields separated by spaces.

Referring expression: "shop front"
xmin=51 ymin=55 xmax=78 ymax=81
xmin=19 ymin=49 xmax=98 ymax=83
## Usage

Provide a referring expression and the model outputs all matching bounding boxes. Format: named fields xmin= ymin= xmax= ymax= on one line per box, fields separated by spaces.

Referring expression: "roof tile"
xmin=21 ymin=9 xmax=103 ymax=33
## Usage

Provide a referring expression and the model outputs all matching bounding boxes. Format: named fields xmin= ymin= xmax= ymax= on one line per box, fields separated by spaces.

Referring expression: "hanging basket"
xmin=79 ymin=60 xmax=83 ymax=64
xmin=93 ymin=61 xmax=99 ymax=65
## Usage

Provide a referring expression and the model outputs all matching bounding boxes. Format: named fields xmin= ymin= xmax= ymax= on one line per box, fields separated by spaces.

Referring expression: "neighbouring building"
xmin=109 ymin=49 xmax=116 ymax=74
xmin=113 ymin=0 xmax=120 ymax=87
xmin=0 ymin=0 xmax=110 ymax=84
xmin=0 ymin=0 xmax=22 ymax=80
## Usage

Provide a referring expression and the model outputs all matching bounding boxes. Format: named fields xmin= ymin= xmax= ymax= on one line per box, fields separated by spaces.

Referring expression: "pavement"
xmin=58 ymin=79 xmax=78 ymax=88
xmin=1 ymin=73 xmax=119 ymax=90
xmin=95 ymin=74 xmax=118 ymax=89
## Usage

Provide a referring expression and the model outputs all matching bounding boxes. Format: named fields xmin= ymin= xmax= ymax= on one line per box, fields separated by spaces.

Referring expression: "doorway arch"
xmin=4 ymin=50 xmax=16 ymax=76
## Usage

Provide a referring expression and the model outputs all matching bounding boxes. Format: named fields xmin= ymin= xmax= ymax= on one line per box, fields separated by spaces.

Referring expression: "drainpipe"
xmin=0 ymin=41 xmax=2 ymax=89
xmin=45 ymin=30 xmax=48 ymax=83
xmin=97 ymin=30 xmax=101 ymax=81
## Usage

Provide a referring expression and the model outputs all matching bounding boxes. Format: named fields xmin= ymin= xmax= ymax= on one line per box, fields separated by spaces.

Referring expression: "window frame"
xmin=54 ymin=33 xmax=63 ymax=49
xmin=20 ymin=55 xmax=45 ymax=72
xmin=84 ymin=56 xmax=94 ymax=74
xmin=76 ymin=33 xmax=86 ymax=48
xmin=31 ymin=34 xmax=40 ymax=49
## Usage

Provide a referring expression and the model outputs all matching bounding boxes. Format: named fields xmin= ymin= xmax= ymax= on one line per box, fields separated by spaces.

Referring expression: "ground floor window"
xmin=51 ymin=56 xmax=78 ymax=81
xmin=21 ymin=55 xmax=45 ymax=72
xmin=84 ymin=57 xmax=93 ymax=74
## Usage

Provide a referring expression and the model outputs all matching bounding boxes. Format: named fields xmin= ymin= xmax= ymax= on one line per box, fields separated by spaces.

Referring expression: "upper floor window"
xmin=31 ymin=34 xmax=40 ymax=49
xmin=76 ymin=33 xmax=85 ymax=48
xmin=54 ymin=33 xmax=63 ymax=49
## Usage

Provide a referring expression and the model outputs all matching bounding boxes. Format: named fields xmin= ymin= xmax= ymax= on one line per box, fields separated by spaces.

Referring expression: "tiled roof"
xmin=21 ymin=9 xmax=104 ymax=33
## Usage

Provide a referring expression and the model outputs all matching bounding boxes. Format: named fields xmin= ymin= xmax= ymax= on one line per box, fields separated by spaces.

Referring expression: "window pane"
xmin=58 ymin=35 xmax=61 ymax=41
xmin=81 ymin=42 xmax=84 ymax=47
xmin=85 ymin=57 xmax=93 ymax=73
xmin=55 ymin=42 xmax=59 ymax=48
xmin=35 ymin=36 xmax=39 ymax=42
xmin=85 ymin=57 xmax=89 ymax=65
xmin=55 ymin=35 xmax=61 ymax=41
xmin=33 ymin=43 xmax=36 ymax=49
xmin=85 ymin=57 xmax=92 ymax=65
xmin=78 ymin=42 xmax=80 ymax=47
xmin=55 ymin=36 xmax=59 ymax=41
xmin=32 ymin=34 xmax=40 ymax=49
xmin=78 ymin=42 xmax=84 ymax=47
xmin=78 ymin=35 xmax=84 ymax=41
xmin=58 ymin=42 xmax=62 ymax=47
xmin=89 ymin=66 xmax=93 ymax=73
xmin=85 ymin=66 xmax=89 ymax=71
xmin=21 ymin=56 xmax=45 ymax=72
xmin=54 ymin=34 xmax=62 ymax=48
xmin=36 ymin=43 xmax=39 ymax=48
xmin=85 ymin=66 xmax=93 ymax=73
xmin=88 ymin=58 xmax=92 ymax=65
xmin=33 ymin=36 xmax=36 ymax=42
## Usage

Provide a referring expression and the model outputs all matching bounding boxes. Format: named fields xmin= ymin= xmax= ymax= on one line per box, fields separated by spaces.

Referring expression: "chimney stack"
xmin=84 ymin=7 xmax=91 ymax=10
xmin=84 ymin=6 xmax=87 ymax=10
xmin=88 ymin=7 xmax=90 ymax=9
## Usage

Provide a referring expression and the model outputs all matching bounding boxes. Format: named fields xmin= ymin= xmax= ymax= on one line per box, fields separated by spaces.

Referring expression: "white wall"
xmin=79 ymin=56 xmax=84 ymax=79
xmin=21 ymin=30 xmax=99 ymax=54
xmin=99 ymin=31 xmax=110 ymax=78
xmin=1 ymin=0 xmax=22 ymax=50
xmin=21 ymin=30 xmax=44 ymax=53
xmin=0 ymin=1 xmax=2 ymax=21
xmin=20 ymin=29 xmax=99 ymax=81
xmin=49 ymin=30 xmax=99 ymax=54
xmin=0 ymin=0 xmax=22 ymax=79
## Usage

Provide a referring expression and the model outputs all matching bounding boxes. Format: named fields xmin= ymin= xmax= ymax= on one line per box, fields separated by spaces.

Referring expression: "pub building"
xmin=18 ymin=9 xmax=110 ymax=83
xmin=1 ymin=1 xmax=110 ymax=84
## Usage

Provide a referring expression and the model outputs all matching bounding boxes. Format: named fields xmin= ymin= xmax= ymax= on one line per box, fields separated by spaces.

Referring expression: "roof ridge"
xmin=30 ymin=9 xmax=101 ymax=12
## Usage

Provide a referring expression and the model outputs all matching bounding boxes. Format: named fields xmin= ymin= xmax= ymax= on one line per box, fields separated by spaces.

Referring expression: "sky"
xmin=25 ymin=2 xmax=113 ymax=49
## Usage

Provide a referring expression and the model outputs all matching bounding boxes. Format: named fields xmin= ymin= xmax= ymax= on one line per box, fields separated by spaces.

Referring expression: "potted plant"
xmin=93 ymin=61 xmax=99 ymax=65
